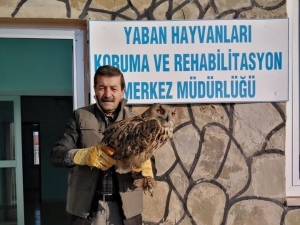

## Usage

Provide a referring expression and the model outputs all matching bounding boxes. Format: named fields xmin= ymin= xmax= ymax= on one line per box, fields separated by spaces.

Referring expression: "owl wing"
xmin=101 ymin=117 xmax=166 ymax=160
xmin=101 ymin=116 xmax=137 ymax=149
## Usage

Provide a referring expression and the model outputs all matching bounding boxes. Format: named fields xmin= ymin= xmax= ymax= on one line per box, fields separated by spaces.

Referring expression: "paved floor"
xmin=24 ymin=189 xmax=67 ymax=225
xmin=0 ymin=189 xmax=68 ymax=225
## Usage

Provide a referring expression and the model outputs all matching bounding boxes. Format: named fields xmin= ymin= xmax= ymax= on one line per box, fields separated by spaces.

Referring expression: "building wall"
xmin=1 ymin=0 xmax=299 ymax=225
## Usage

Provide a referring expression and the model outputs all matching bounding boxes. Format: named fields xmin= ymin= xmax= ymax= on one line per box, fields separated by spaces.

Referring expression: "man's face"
xmin=94 ymin=75 xmax=125 ymax=115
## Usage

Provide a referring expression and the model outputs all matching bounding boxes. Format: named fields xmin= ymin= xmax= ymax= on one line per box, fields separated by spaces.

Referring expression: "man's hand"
xmin=132 ymin=159 xmax=157 ymax=196
xmin=73 ymin=145 xmax=116 ymax=170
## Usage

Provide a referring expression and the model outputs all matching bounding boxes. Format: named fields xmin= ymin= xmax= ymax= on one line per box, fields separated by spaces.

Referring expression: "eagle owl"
xmin=101 ymin=103 xmax=177 ymax=192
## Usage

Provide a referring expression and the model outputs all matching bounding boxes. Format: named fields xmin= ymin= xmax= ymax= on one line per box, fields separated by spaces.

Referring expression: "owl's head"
xmin=142 ymin=103 xmax=177 ymax=130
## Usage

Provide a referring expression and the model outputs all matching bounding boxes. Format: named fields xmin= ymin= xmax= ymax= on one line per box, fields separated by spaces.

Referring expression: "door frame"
xmin=0 ymin=27 xmax=85 ymax=223
xmin=0 ymin=27 xmax=85 ymax=110
xmin=0 ymin=96 xmax=23 ymax=224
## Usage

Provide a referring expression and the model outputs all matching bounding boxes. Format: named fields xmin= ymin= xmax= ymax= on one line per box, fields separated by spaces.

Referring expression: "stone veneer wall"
xmin=1 ymin=0 xmax=300 ymax=225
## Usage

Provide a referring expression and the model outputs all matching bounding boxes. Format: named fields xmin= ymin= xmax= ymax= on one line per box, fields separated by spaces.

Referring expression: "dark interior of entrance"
xmin=21 ymin=96 xmax=73 ymax=225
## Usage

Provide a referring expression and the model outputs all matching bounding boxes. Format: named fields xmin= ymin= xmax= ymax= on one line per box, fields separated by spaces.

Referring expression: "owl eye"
xmin=157 ymin=108 xmax=165 ymax=115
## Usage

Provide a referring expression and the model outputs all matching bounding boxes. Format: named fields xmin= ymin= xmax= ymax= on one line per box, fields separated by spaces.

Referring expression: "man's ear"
xmin=122 ymin=88 xmax=126 ymax=97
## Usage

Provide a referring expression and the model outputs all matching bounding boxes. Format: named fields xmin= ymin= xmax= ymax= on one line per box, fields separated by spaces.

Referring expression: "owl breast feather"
xmin=101 ymin=116 xmax=171 ymax=161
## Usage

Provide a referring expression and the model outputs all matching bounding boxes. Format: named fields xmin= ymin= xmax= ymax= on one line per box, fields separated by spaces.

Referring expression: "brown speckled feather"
xmin=101 ymin=103 xmax=177 ymax=169
xmin=102 ymin=116 xmax=164 ymax=159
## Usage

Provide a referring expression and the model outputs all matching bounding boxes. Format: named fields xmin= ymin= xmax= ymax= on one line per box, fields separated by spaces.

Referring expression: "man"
xmin=51 ymin=65 xmax=154 ymax=225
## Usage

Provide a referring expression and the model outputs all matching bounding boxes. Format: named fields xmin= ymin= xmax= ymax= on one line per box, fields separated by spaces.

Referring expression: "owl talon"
xmin=132 ymin=174 xmax=157 ymax=196
xmin=149 ymin=188 xmax=154 ymax=197
xmin=143 ymin=188 xmax=154 ymax=197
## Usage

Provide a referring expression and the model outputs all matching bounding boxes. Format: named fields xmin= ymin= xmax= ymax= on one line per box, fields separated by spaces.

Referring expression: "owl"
xmin=100 ymin=103 xmax=177 ymax=193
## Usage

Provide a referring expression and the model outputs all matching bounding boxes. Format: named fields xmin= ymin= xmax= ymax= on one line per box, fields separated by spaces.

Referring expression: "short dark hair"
xmin=94 ymin=65 xmax=125 ymax=90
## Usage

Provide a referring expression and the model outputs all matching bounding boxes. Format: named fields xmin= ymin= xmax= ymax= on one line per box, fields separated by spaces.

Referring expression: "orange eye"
xmin=157 ymin=108 xmax=165 ymax=115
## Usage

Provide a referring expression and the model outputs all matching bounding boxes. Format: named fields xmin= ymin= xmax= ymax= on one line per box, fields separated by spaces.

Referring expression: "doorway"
xmin=22 ymin=122 xmax=41 ymax=225
xmin=21 ymin=96 xmax=73 ymax=225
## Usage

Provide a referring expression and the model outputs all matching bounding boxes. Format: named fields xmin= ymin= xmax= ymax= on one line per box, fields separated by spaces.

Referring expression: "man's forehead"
xmin=96 ymin=76 xmax=121 ymax=86
xmin=98 ymin=83 xmax=119 ymax=87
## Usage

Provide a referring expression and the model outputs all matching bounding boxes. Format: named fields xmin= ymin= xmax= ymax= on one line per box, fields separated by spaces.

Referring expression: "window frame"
xmin=286 ymin=0 xmax=300 ymax=205
xmin=0 ymin=27 xmax=85 ymax=110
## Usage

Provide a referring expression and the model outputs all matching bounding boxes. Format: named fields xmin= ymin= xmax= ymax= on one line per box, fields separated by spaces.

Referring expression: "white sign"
xmin=89 ymin=19 xmax=289 ymax=104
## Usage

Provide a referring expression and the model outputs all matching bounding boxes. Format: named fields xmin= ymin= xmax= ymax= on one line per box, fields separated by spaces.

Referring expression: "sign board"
xmin=89 ymin=19 xmax=289 ymax=104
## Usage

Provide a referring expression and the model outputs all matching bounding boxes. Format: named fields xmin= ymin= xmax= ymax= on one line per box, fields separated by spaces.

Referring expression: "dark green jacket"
xmin=51 ymin=99 xmax=143 ymax=223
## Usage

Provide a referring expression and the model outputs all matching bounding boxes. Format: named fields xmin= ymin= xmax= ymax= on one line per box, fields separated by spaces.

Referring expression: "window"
xmin=33 ymin=130 xmax=39 ymax=165
xmin=286 ymin=0 xmax=300 ymax=205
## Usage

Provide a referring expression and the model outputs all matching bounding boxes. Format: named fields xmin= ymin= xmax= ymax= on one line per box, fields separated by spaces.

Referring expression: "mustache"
xmin=101 ymin=97 xmax=114 ymax=102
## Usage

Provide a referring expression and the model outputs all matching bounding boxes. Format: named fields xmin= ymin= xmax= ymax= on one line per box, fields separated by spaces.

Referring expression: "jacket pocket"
xmin=79 ymin=119 xmax=99 ymax=131
xmin=78 ymin=119 xmax=103 ymax=147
